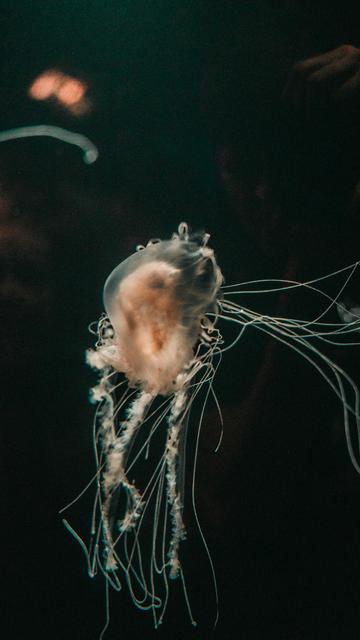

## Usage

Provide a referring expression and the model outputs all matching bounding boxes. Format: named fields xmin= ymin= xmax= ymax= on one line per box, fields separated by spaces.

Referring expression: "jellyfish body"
xmin=62 ymin=223 xmax=360 ymax=633
xmin=75 ymin=224 xmax=223 ymax=627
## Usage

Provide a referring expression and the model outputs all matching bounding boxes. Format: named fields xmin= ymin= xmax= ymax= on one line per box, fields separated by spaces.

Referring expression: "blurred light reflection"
xmin=29 ymin=69 xmax=90 ymax=115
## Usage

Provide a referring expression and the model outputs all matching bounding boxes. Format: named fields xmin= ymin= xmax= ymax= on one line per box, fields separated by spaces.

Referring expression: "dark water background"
xmin=1 ymin=2 xmax=360 ymax=638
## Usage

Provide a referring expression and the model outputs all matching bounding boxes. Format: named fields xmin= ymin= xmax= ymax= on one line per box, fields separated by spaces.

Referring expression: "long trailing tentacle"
xmin=165 ymin=389 xmax=188 ymax=579
xmin=218 ymin=262 xmax=360 ymax=474
xmin=101 ymin=391 xmax=154 ymax=569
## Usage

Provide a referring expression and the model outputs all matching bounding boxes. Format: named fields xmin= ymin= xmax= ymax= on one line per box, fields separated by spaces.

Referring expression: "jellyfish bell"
xmin=97 ymin=224 xmax=223 ymax=395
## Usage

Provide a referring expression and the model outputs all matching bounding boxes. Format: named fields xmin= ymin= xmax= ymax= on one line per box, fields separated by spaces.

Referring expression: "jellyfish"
xmin=61 ymin=223 xmax=360 ymax=634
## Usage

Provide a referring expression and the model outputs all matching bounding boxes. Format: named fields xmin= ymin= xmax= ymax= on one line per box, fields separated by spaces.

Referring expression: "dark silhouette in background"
xmin=2 ymin=2 xmax=360 ymax=638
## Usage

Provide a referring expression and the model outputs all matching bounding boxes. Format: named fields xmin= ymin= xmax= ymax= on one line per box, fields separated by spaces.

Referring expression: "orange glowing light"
xmin=56 ymin=78 xmax=87 ymax=106
xmin=29 ymin=70 xmax=64 ymax=100
xmin=29 ymin=69 xmax=90 ymax=115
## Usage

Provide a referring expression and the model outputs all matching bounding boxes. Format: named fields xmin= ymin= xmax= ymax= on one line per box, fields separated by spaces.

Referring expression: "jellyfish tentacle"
xmin=101 ymin=391 xmax=154 ymax=569
xmin=222 ymin=260 xmax=359 ymax=294
xmin=218 ymin=295 xmax=360 ymax=473
xmin=123 ymin=452 xmax=168 ymax=611
xmin=166 ymin=388 xmax=188 ymax=579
